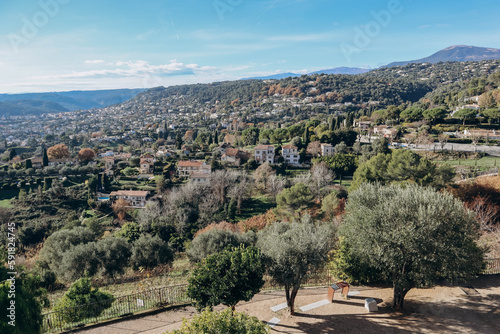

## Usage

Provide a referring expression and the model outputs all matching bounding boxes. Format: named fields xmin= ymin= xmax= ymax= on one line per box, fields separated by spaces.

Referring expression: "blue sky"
xmin=0 ymin=0 xmax=499 ymax=93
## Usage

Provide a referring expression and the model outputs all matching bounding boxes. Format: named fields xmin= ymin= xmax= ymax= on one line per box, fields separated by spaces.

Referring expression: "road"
xmin=360 ymin=136 xmax=500 ymax=157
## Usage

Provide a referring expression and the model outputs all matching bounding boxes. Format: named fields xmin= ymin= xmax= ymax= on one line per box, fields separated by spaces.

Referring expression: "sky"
xmin=0 ymin=0 xmax=499 ymax=93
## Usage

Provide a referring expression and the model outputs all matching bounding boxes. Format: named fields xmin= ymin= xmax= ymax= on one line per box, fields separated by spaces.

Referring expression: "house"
xmin=181 ymin=145 xmax=191 ymax=155
xmin=156 ymin=146 xmax=173 ymax=157
xmin=189 ymin=172 xmax=210 ymax=183
xmin=48 ymin=158 xmax=75 ymax=166
xmin=140 ymin=154 xmax=155 ymax=164
xmin=357 ymin=121 xmax=372 ymax=131
xmin=221 ymin=148 xmax=247 ymax=166
xmin=114 ymin=153 xmax=132 ymax=161
xmin=214 ymin=143 xmax=232 ymax=155
xmin=373 ymin=126 xmax=398 ymax=139
xmin=139 ymin=159 xmax=154 ymax=174
xmin=103 ymin=156 xmax=115 ymax=170
xmin=104 ymin=169 xmax=114 ymax=177
xmin=31 ymin=157 xmax=44 ymax=168
xmin=109 ymin=190 xmax=149 ymax=207
xmin=282 ymin=145 xmax=300 ymax=165
xmin=178 ymin=160 xmax=212 ymax=176
xmin=254 ymin=145 xmax=275 ymax=164
xmin=320 ymin=143 xmax=335 ymax=157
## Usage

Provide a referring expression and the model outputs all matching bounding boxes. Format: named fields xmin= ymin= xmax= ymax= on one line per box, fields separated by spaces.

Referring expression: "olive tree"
xmin=257 ymin=221 xmax=335 ymax=315
xmin=187 ymin=228 xmax=254 ymax=263
xmin=341 ymin=183 xmax=485 ymax=310
xmin=130 ymin=235 xmax=174 ymax=270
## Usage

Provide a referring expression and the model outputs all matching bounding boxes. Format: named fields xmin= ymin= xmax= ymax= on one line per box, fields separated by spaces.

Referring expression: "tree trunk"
xmin=285 ymin=286 xmax=300 ymax=315
xmin=393 ymin=284 xmax=410 ymax=310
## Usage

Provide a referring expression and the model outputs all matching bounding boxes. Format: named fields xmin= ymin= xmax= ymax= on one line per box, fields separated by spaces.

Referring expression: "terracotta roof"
xmin=141 ymin=154 xmax=154 ymax=158
xmin=255 ymin=145 xmax=274 ymax=150
xmin=225 ymin=148 xmax=240 ymax=156
xmin=110 ymin=190 xmax=149 ymax=197
xmin=31 ymin=157 xmax=43 ymax=163
xmin=140 ymin=159 xmax=152 ymax=164
xmin=282 ymin=145 xmax=298 ymax=149
xmin=178 ymin=160 xmax=204 ymax=167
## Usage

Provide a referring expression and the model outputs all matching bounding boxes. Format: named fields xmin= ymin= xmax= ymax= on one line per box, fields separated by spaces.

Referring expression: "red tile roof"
xmin=178 ymin=160 xmax=204 ymax=167
xmin=255 ymin=145 xmax=274 ymax=150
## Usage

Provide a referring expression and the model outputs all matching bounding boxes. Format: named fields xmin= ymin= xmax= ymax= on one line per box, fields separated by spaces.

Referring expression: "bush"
xmin=95 ymin=237 xmax=132 ymax=279
xmin=115 ymin=222 xmax=140 ymax=243
xmin=167 ymin=308 xmax=269 ymax=334
xmin=130 ymin=235 xmax=174 ymax=270
xmin=53 ymin=278 xmax=113 ymax=324
xmin=276 ymin=182 xmax=314 ymax=211
xmin=39 ymin=227 xmax=96 ymax=277
xmin=187 ymin=228 xmax=253 ymax=263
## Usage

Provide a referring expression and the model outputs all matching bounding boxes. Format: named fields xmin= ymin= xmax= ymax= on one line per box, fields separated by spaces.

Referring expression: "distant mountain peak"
xmin=386 ymin=45 xmax=500 ymax=67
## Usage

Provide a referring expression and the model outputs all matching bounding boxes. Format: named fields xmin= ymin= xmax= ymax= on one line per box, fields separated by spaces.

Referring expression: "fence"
xmin=41 ymin=284 xmax=190 ymax=333
xmin=42 ymin=260 xmax=500 ymax=333
xmin=483 ymin=258 xmax=500 ymax=275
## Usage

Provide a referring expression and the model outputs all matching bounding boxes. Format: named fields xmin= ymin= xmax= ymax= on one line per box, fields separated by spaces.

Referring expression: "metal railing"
xmin=42 ymin=284 xmax=190 ymax=333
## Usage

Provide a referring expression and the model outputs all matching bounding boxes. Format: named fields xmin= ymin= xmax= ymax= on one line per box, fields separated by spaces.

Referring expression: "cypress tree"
xmin=42 ymin=148 xmax=49 ymax=166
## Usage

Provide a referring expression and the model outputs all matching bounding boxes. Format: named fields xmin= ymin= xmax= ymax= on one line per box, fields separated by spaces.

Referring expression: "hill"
xmin=386 ymin=45 xmax=500 ymax=67
xmin=310 ymin=67 xmax=371 ymax=75
xmin=0 ymin=88 xmax=145 ymax=116
xmin=0 ymin=100 xmax=68 ymax=116
xmin=242 ymin=67 xmax=370 ymax=80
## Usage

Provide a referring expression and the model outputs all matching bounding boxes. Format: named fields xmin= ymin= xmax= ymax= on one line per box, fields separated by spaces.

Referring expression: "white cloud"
xmin=34 ymin=60 xmax=217 ymax=80
xmin=85 ymin=59 xmax=106 ymax=64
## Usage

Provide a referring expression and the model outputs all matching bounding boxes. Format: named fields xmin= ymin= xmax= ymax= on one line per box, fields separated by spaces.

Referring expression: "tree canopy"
xmin=187 ymin=246 xmax=265 ymax=311
xmin=167 ymin=308 xmax=269 ymax=334
xmin=340 ymin=183 xmax=485 ymax=309
xmin=351 ymin=150 xmax=454 ymax=190
xmin=257 ymin=220 xmax=335 ymax=314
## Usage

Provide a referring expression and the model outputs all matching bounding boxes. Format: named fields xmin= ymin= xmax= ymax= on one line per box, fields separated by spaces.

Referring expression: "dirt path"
xmin=72 ymin=275 xmax=500 ymax=334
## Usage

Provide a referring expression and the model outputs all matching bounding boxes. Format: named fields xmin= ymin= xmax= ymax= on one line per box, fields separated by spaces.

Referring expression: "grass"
xmin=0 ymin=199 xmax=13 ymax=208
xmin=436 ymin=156 xmax=500 ymax=169
xmin=235 ymin=195 xmax=275 ymax=222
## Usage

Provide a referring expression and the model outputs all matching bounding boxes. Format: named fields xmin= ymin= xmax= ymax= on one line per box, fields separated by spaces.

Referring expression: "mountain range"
xmin=385 ymin=45 xmax=500 ymax=67
xmin=242 ymin=67 xmax=371 ymax=80
xmin=1 ymin=45 xmax=500 ymax=116
xmin=0 ymin=88 xmax=145 ymax=117
xmin=245 ymin=45 xmax=500 ymax=79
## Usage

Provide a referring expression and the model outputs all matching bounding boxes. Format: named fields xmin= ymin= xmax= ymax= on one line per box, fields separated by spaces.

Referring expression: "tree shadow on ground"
xmin=271 ymin=289 xmax=499 ymax=334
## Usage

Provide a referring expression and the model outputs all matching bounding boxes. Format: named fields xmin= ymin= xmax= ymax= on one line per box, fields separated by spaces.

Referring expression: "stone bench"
xmin=364 ymin=298 xmax=378 ymax=312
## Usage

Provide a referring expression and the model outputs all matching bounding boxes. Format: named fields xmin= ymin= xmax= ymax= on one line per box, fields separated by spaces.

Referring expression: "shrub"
xmin=167 ymin=308 xmax=269 ymax=334
xmin=187 ymin=228 xmax=254 ymax=263
xmin=130 ymin=235 xmax=174 ymax=270
xmin=53 ymin=278 xmax=113 ymax=324
xmin=115 ymin=222 xmax=140 ymax=242
xmin=187 ymin=246 xmax=265 ymax=312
